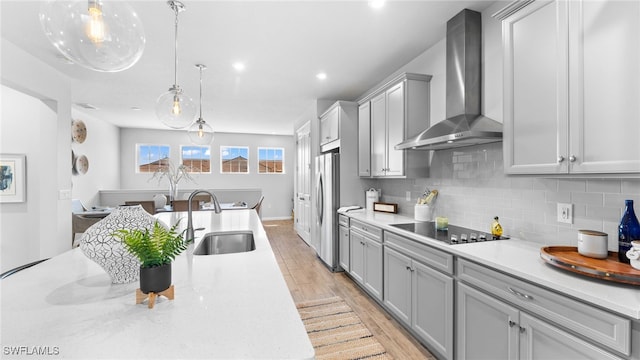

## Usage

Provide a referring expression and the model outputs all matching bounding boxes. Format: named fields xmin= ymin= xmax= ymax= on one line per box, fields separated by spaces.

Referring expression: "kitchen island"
xmin=1 ymin=210 xmax=314 ymax=359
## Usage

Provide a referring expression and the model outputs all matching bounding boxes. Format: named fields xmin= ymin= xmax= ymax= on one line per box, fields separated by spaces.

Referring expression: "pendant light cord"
xmin=199 ymin=66 xmax=203 ymax=119
xmin=173 ymin=5 xmax=179 ymax=87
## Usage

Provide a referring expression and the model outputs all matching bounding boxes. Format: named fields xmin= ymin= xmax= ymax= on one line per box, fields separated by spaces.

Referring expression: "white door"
xmin=294 ymin=122 xmax=311 ymax=244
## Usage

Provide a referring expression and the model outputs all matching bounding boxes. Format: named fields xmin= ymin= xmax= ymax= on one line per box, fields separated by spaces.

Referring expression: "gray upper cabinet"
xmin=499 ymin=0 xmax=640 ymax=174
xmin=319 ymin=101 xmax=358 ymax=154
xmin=319 ymin=105 xmax=340 ymax=151
xmin=357 ymin=102 xmax=371 ymax=177
xmin=357 ymin=73 xmax=431 ymax=178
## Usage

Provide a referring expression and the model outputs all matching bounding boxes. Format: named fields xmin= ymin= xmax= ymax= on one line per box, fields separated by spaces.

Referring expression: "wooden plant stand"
xmin=136 ymin=285 xmax=175 ymax=309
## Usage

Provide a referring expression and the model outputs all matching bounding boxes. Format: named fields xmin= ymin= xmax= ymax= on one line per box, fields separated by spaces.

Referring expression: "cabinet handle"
xmin=569 ymin=155 xmax=577 ymax=162
xmin=519 ymin=326 xmax=526 ymax=334
xmin=507 ymin=287 xmax=534 ymax=301
xmin=508 ymin=320 xmax=517 ymax=328
xmin=405 ymin=265 xmax=413 ymax=271
xmin=557 ymin=155 xmax=565 ymax=163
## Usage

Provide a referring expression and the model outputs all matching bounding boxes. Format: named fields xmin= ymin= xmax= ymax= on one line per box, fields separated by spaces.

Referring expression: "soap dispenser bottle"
xmin=491 ymin=216 xmax=503 ymax=239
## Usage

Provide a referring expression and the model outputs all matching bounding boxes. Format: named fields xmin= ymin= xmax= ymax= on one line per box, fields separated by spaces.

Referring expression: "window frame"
xmin=220 ymin=145 xmax=250 ymax=174
xmin=257 ymin=147 xmax=285 ymax=174
xmin=180 ymin=145 xmax=212 ymax=174
xmin=136 ymin=144 xmax=170 ymax=174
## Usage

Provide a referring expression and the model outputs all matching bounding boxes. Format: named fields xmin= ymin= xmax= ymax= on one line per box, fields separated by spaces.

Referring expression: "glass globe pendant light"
xmin=187 ymin=64 xmax=214 ymax=145
xmin=155 ymin=1 xmax=196 ymax=129
xmin=39 ymin=0 xmax=145 ymax=72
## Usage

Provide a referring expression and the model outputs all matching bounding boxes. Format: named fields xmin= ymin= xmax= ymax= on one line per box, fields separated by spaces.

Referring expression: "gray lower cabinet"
xmin=338 ymin=224 xmax=350 ymax=272
xmin=457 ymin=282 xmax=623 ymax=360
xmin=349 ymin=230 xmax=365 ymax=284
xmin=349 ymin=224 xmax=383 ymax=301
xmin=384 ymin=233 xmax=454 ymax=360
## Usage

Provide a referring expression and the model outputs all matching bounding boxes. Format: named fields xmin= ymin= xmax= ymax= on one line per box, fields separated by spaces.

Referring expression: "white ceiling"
xmin=1 ymin=0 xmax=497 ymax=135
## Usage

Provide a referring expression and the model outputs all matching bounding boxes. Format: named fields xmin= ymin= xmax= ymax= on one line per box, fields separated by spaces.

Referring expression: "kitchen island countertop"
xmin=343 ymin=209 xmax=640 ymax=320
xmin=1 ymin=210 xmax=314 ymax=359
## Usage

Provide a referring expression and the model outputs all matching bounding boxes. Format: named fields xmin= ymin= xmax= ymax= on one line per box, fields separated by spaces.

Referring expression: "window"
xmin=258 ymin=147 xmax=284 ymax=174
xmin=220 ymin=146 xmax=249 ymax=173
xmin=137 ymin=144 xmax=170 ymax=173
xmin=181 ymin=145 xmax=211 ymax=173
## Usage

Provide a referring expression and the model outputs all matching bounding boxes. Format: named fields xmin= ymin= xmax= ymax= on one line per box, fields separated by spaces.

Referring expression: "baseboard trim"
xmin=262 ymin=216 xmax=293 ymax=221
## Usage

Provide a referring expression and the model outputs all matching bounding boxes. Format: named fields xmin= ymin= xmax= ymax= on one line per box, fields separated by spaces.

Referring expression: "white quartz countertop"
xmin=343 ymin=209 xmax=640 ymax=319
xmin=1 ymin=210 xmax=314 ymax=359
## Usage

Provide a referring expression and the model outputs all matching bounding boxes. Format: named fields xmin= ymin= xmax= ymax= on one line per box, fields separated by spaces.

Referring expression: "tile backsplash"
xmin=375 ymin=142 xmax=640 ymax=250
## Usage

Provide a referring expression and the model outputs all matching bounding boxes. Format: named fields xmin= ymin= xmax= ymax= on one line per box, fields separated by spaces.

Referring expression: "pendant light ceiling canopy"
xmin=187 ymin=64 xmax=214 ymax=145
xmin=156 ymin=0 xmax=196 ymax=129
xmin=39 ymin=0 xmax=145 ymax=72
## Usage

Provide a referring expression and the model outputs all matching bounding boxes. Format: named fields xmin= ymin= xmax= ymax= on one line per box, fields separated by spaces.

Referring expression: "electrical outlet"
xmin=406 ymin=191 xmax=411 ymax=202
xmin=557 ymin=203 xmax=573 ymax=224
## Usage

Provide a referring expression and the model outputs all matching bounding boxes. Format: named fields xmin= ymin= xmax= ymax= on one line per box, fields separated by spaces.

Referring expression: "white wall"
xmin=119 ymin=128 xmax=295 ymax=220
xmin=71 ymin=109 xmax=120 ymax=208
xmin=1 ymin=38 xmax=73 ymax=272
xmin=0 ymin=86 xmax=57 ymax=272
xmin=371 ymin=3 xmax=640 ymax=250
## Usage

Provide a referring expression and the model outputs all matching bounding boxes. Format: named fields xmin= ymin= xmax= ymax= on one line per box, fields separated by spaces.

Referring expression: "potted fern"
xmin=113 ymin=220 xmax=187 ymax=294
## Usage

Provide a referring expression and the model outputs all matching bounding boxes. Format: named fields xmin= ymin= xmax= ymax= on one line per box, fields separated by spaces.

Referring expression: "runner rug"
xmin=296 ymin=296 xmax=393 ymax=360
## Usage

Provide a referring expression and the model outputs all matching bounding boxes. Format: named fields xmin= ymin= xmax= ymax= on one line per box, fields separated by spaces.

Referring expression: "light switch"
xmin=59 ymin=189 xmax=72 ymax=200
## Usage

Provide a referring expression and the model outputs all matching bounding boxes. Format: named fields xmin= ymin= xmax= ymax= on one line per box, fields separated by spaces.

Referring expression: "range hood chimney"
xmin=396 ymin=9 xmax=502 ymax=151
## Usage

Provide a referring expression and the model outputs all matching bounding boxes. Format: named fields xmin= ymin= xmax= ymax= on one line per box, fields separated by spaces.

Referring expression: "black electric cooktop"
xmin=390 ymin=222 xmax=509 ymax=245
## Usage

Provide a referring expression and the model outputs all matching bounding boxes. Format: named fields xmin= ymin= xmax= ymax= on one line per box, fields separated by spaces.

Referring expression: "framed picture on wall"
xmin=0 ymin=154 xmax=26 ymax=203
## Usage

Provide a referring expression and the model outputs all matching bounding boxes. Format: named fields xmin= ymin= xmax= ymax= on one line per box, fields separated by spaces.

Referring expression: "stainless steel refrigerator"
xmin=313 ymin=152 xmax=339 ymax=271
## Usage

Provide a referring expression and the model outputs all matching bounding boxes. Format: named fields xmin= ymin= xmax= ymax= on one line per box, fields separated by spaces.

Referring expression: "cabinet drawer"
xmin=338 ymin=214 xmax=349 ymax=227
xmin=457 ymin=259 xmax=631 ymax=355
xmin=384 ymin=231 xmax=454 ymax=275
xmin=350 ymin=219 xmax=381 ymax=242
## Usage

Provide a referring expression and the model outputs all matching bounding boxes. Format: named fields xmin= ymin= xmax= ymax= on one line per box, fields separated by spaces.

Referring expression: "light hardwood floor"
xmin=264 ymin=219 xmax=436 ymax=360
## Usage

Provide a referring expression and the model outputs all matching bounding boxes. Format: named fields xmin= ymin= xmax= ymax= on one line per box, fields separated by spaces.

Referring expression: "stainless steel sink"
xmin=193 ymin=231 xmax=256 ymax=255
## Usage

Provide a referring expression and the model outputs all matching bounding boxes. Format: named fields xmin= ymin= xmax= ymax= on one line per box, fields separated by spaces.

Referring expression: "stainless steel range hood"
xmin=396 ymin=9 xmax=502 ymax=151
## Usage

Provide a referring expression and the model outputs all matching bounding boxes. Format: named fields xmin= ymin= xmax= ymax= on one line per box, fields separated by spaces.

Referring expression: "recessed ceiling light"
xmin=369 ymin=0 xmax=385 ymax=9
xmin=316 ymin=72 xmax=327 ymax=80
xmin=233 ymin=62 xmax=245 ymax=72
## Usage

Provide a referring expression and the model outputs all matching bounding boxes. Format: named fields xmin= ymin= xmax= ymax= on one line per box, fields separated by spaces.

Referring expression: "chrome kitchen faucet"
xmin=185 ymin=189 xmax=222 ymax=244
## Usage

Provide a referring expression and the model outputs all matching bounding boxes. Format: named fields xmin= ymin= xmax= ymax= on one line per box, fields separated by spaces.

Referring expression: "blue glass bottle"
xmin=618 ymin=200 xmax=640 ymax=263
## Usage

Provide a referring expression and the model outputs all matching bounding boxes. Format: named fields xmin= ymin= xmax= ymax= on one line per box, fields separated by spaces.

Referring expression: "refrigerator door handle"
xmin=316 ymin=172 xmax=324 ymax=226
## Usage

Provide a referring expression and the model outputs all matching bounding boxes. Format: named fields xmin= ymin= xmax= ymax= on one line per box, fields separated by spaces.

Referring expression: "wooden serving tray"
xmin=540 ymin=246 xmax=640 ymax=286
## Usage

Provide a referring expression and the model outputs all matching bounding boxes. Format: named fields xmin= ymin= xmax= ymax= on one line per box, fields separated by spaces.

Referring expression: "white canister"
xmin=365 ymin=188 xmax=379 ymax=213
xmin=577 ymin=230 xmax=608 ymax=259
xmin=414 ymin=204 xmax=433 ymax=221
